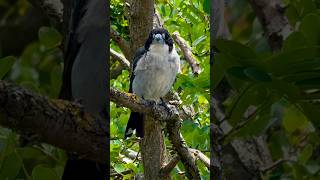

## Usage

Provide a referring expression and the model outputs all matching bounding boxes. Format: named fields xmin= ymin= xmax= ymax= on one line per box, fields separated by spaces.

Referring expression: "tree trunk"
xmin=140 ymin=116 xmax=167 ymax=180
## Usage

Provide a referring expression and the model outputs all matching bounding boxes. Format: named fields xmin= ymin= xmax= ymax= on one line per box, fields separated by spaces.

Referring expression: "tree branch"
xmin=27 ymin=0 xmax=63 ymax=22
xmin=0 ymin=81 xmax=107 ymax=163
xmin=172 ymin=31 xmax=201 ymax=76
xmin=189 ymin=148 xmax=210 ymax=168
xmin=110 ymin=27 xmax=132 ymax=60
xmin=110 ymin=88 xmax=200 ymax=179
xmin=110 ymin=48 xmax=131 ymax=70
xmin=159 ymin=156 xmax=180 ymax=178
xmin=248 ymin=0 xmax=292 ymax=51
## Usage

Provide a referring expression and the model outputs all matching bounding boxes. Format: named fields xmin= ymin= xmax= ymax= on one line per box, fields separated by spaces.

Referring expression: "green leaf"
xmin=225 ymin=66 xmax=251 ymax=91
xmin=298 ymin=144 xmax=313 ymax=165
xmin=203 ymin=0 xmax=210 ymax=14
xmin=283 ymin=32 xmax=307 ymax=51
xmin=214 ymin=39 xmax=257 ymax=59
xmin=0 ymin=56 xmax=16 ymax=79
xmin=114 ymin=164 xmax=126 ymax=173
xmin=0 ymin=152 xmax=22 ymax=180
xmin=38 ymin=27 xmax=62 ymax=49
xmin=244 ymin=67 xmax=272 ymax=82
xmin=265 ymin=47 xmax=320 ymax=76
xmin=192 ymin=35 xmax=206 ymax=47
xmin=300 ymin=14 xmax=320 ymax=46
xmin=295 ymin=77 xmax=320 ymax=90
xmin=299 ymin=102 xmax=320 ymax=128
xmin=232 ymin=102 xmax=272 ymax=138
xmin=282 ymin=105 xmax=309 ymax=133
xmin=32 ymin=165 xmax=59 ymax=180
xmin=228 ymin=84 xmax=268 ymax=125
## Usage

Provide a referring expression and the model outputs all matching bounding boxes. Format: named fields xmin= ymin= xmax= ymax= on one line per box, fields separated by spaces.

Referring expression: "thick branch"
xmin=110 ymin=88 xmax=200 ymax=179
xmin=189 ymin=148 xmax=210 ymax=168
xmin=172 ymin=31 xmax=201 ymax=76
xmin=248 ymin=0 xmax=292 ymax=51
xmin=27 ymin=0 xmax=63 ymax=22
xmin=0 ymin=81 xmax=107 ymax=163
xmin=110 ymin=27 xmax=132 ymax=60
xmin=159 ymin=156 xmax=180 ymax=178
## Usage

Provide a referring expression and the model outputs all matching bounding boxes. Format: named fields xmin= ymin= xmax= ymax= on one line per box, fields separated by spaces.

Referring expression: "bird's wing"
xmin=59 ymin=0 xmax=88 ymax=100
xmin=129 ymin=47 xmax=147 ymax=93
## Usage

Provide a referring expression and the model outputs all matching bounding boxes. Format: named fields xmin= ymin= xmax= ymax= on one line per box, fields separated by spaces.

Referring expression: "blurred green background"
xmin=0 ymin=0 xmax=65 ymax=179
xmin=214 ymin=0 xmax=320 ymax=179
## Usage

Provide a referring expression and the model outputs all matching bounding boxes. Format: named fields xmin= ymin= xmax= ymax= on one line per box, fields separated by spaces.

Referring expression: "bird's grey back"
xmin=71 ymin=0 xmax=107 ymax=120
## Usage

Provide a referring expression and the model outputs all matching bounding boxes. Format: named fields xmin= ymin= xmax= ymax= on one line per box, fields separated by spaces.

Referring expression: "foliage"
xmin=110 ymin=0 xmax=210 ymax=179
xmin=217 ymin=0 xmax=320 ymax=178
xmin=0 ymin=1 xmax=65 ymax=179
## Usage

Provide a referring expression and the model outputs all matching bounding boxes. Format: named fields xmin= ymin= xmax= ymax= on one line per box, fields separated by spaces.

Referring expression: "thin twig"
xmin=110 ymin=48 xmax=131 ymax=70
xmin=172 ymin=31 xmax=201 ymax=76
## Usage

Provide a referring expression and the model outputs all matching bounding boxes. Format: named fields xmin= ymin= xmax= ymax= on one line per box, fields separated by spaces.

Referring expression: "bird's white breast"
xmin=132 ymin=44 xmax=180 ymax=101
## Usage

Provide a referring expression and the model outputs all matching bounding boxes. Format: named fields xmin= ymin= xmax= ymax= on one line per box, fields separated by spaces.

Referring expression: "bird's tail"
xmin=125 ymin=112 xmax=144 ymax=138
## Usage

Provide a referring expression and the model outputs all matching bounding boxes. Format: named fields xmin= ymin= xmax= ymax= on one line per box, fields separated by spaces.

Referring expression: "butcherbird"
xmin=125 ymin=28 xmax=181 ymax=138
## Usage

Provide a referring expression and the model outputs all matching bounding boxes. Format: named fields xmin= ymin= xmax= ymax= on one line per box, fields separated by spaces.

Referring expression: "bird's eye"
xmin=162 ymin=33 xmax=165 ymax=39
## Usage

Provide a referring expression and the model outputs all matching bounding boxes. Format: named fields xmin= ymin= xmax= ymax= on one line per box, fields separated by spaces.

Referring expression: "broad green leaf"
xmin=232 ymin=101 xmax=273 ymax=138
xmin=244 ymin=67 xmax=272 ymax=82
xmin=300 ymin=14 xmax=320 ymax=46
xmin=265 ymin=47 xmax=320 ymax=76
xmin=203 ymin=0 xmax=210 ymax=14
xmin=295 ymin=77 xmax=320 ymax=90
xmin=214 ymin=39 xmax=257 ymax=59
xmin=38 ymin=27 xmax=62 ymax=49
xmin=32 ymin=165 xmax=59 ymax=180
xmin=0 ymin=56 xmax=15 ymax=79
xmin=298 ymin=144 xmax=313 ymax=165
xmin=0 ymin=152 xmax=22 ymax=180
xmin=282 ymin=105 xmax=309 ymax=133
xmin=192 ymin=35 xmax=207 ymax=47
xmin=228 ymin=84 xmax=268 ymax=125
xmin=283 ymin=32 xmax=307 ymax=51
xmin=213 ymin=53 xmax=239 ymax=89
xmin=225 ymin=66 xmax=251 ymax=91
xmin=299 ymin=102 xmax=320 ymax=127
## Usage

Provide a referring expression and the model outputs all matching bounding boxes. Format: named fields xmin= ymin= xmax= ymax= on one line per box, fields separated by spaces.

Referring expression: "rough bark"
xmin=140 ymin=116 xmax=167 ymax=180
xmin=126 ymin=0 xmax=154 ymax=58
xmin=248 ymin=0 xmax=292 ymax=51
xmin=110 ymin=27 xmax=132 ymax=60
xmin=125 ymin=1 xmax=165 ymax=179
xmin=27 ymin=0 xmax=63 ymax=22
xmin=172 ymin=31 xmax=201 ymax=76
xmin=110 ymin=88 xmax=201 ymax=179
xmin=0 ymin=81 xmax=107 ymax=163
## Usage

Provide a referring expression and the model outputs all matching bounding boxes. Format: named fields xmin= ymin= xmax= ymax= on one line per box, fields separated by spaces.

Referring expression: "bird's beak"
xmin=154 ymin=34 xmax=164 ymax=43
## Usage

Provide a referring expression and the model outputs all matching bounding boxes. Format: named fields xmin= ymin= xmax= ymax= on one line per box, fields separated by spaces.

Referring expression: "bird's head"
xmin=145 ymin=28 xmax=173 ymax=52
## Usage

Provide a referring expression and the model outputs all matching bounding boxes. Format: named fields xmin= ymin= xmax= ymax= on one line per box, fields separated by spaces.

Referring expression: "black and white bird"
xmin=125 ymin=28 xmax=181 ymax=138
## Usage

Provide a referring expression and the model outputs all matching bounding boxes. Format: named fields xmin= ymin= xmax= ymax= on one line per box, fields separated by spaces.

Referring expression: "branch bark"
xmin=0 ymin=81 xmax=107 ymax=163
xmin=172 ymin=31 xmax=201 ymax=76
xmin=110 ymin=88 xmax=201 ymax=179
xmin=110 ymin=48 xmax=131 ymax=70
xmin=27 ymin=0 xmax=63 ymax=22
xmin=110 ymin=27 xmax=132 ymax=60
xmin=248 ymin=0 xmax=292 ymax=51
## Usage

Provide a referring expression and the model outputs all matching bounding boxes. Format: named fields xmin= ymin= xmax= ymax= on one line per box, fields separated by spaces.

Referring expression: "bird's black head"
xmin=144 ymin=28 xmax=173 ymax=52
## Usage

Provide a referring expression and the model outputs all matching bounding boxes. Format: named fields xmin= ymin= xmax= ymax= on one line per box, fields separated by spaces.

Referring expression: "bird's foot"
xmin=160 ymin=98 xmax=173 ymax=113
